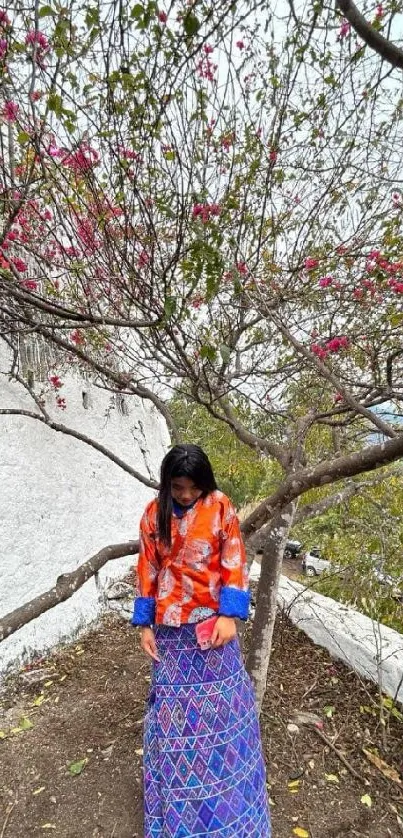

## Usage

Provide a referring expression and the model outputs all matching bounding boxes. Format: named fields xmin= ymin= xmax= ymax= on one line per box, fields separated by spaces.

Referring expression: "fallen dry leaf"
xmin=363 ymin=748 xmax=402 ymax=786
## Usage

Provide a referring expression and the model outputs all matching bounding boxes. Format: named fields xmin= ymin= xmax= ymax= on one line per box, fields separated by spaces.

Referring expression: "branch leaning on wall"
xmin=0 ymin=540 xmax=139 ymax=643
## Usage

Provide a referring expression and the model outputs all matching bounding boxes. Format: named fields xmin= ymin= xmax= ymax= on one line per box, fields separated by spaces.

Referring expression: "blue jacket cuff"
xmin=131 ymin=596 xmax=156 ymax=626
xmin=218 ymin=586 xmax=250 ymax=620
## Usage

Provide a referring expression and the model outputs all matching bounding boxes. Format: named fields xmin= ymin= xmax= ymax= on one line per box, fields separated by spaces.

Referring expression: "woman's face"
xmin=171 ymin=476 xmax=203 ymax=506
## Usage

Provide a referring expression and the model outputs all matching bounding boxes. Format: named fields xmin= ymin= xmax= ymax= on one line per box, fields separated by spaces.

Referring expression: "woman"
xmin=132 ymin=444 xmax=271 ymax=838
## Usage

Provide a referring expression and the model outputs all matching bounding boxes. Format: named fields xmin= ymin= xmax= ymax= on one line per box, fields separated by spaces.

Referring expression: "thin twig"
xmin=1 ymin=803 xmax=15 ymax=838
xmin=311 ymin=726 xmax=367 ymax=784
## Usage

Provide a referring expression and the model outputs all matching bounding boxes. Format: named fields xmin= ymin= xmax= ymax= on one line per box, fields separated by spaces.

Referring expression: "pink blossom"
xmin=304 ymin=257 xmax=319 ymax=270
xmin=12 ymin=257 xmax=27 ymax=272
xmin=192 ymin=202 xmax=221 ymax=223
xmin=389 ymin=279 xmax=403 ymax=293
xmin=236 ymin=261 xmax=248 ymax=275
xmin=220 ymin=134 xmax=234 ymax=151
xmin=0 ymin=254 xmax=9 ymax=269
xmin=64 ymin=145 xmax=99 ymax=173
xmin=376 ymin=3 xmax=384 ymax=17
xmin=204 ymin=44 xmax=214 ymax=55
xmin=236 ymin=40 xmax=245 ymax=50
xmin=30 ymin=90 xmax=42 ymax=102
xmin=191 ymin=294 xmax=204 ymax=309
xmin=338 ymin=19 xmax=350 ymax=39
xmin=117 ymin=145 xmax=139 ymax=161
xmin=197 ymin=56 xmax=217 ymax=82
xmin=22 ymin=279 xmax=38 ymax=291
xmin=71 ymin=329 xmax=85 ymax=345
xmin=392 ymin=191 xmax=402 ymax=208
xmin=25 ymin=30 xmax=49 ymax=51
xmin=334 ymin=393 xmax=343 ymax=403
xmin=311 ymin=343 xmax=328 ymax=360
xmin=326 ymin=335 xmax=349 ymax=353
xmin=49 ymin=375 xmax=63 ymax=390
xmin=138 ymin=250 xmax=150 ymax=268
xmin=158 ymin=10 xmax=167 ymax=23
xmin=269 ymin=148 xmax=277 ymax=163
xmin=2 ymin=100 xmax=19 ymax=122
xmin=56 ymin=396 xmax=67 ymax=410
xmin=0 ymin=11 xmax=10 ymax=26
xmin=0 ymin=38 xmax=7 ymax=59
xmin=319 ymin=275 xmax=333 ymax=288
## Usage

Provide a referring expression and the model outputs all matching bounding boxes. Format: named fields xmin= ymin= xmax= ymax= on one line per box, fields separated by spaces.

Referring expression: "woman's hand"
xmin=211 ymin=616 xmax=237 ymax=648
xmin=140 ymin=627 xmax=160 ymax=662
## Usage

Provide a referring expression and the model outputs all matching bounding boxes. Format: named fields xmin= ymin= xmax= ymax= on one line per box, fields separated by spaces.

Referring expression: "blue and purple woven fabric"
xmin=143 ymin=624 xmax=271 ymax=838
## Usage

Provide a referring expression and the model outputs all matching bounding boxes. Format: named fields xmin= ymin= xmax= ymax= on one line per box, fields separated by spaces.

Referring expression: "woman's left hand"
xmin=211 ymin=616 xmax=237 ymax=648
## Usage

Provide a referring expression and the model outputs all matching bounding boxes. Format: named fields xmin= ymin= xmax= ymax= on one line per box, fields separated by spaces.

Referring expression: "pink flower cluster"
xmin=221 ymin=133 xmax=234 ymax=151
xmin=64 ymin=144 xmax=99 ymax=173
xmin=2 ymin=101 xmax=19 ymax=122
xmin=197 ymin=47 xmax=217 ymax=82
xmin=0 ymin=11 xmax=10 ymax=27
xmin=311 ymin=335 xmax=349 ymax=359
xmin=192 ymin=203 xmax=221 ymax=223
xmin=158 ymin=10 xmax=167 ymax=23
xmin=25 ymin=29 xmax=50 ymax=67
xmin=338 ymin=19 xmax=350 ymax=39
xmin=318 ymin=275 xmax=333 ymax=288
xmin=0 ymin=38 xmax=7 ymax=59
xmin=304 ymin=257 xmax=319 ymax=270
xmin=49 ymin=375 xmax=63 ymax=390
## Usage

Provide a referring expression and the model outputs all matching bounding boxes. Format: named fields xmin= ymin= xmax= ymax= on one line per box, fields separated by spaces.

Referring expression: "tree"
xmin=2 ymin=0 xmax=403 ymax=709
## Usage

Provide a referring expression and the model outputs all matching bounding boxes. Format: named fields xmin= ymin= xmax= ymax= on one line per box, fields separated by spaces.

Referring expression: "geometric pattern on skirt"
xmin=143 ymin=624 xmax=271 ymax=837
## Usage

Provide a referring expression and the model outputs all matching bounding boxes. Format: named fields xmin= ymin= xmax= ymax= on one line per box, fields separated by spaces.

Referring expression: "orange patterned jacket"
xmin=131 ymin=490 xmax=250 ymax=627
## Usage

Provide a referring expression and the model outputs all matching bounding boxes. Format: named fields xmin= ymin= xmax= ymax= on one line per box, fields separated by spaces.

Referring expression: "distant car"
xmin=284 ymin=540 xmax=303 ymax=560
xmin=302 ymin=549 xmax=332 ymax=577
xmin=256 ymin=539 xmax=302 ymax=559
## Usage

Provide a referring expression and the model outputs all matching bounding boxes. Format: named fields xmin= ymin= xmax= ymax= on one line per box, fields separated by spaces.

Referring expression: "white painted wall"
xmin=250 ymin=562 xmax=403 ymax=704
xmin=0 ymin=351 xmax=169 ymax=677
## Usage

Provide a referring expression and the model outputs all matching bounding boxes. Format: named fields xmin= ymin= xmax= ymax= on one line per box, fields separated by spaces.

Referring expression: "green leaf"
xmin=47 ymin=93 xmax=62 ymax=116
xmin=68 ymin=758 xmax=88 ymax=776
xmin=183 ymin=12 xmax=200 ymax=37
xmin=17 ymin=131 xmax=30 ymax=145
xmin=164 ymin=296 xmax=176 ymax=318
xmin=19 ymin=716 xmax=34 ymax=731
xmin=38 ymin=5 xmax=55 ymax=17
xmin=131 ymin=3 xmax=144 ymax=18
xmin=361 ymin=793 xmax=372 ymax=808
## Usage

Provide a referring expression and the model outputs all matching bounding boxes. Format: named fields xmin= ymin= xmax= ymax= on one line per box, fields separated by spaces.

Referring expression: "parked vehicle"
xmin=256 ymin=539 xmax=302 ymax=559
xmin=284 ymin=540 xmax=303 ymax=560
xmin=302 ymin=549 xmax=332 ymax=577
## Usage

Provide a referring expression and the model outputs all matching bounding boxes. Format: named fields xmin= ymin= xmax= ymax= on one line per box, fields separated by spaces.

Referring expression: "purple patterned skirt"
xmin=143 ymin=624 xmax=271 ymax=838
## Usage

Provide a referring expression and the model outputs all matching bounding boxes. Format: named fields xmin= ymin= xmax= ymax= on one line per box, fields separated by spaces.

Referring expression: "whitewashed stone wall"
xmin=0 ymin=358 xmax=169 ymax=677
xmin=250 ymin=562 xmax=403 ymax=703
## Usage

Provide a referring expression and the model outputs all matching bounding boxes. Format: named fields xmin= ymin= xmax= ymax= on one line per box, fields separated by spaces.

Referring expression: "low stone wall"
xmin=250 ymin=563 xmax=403 ymax=703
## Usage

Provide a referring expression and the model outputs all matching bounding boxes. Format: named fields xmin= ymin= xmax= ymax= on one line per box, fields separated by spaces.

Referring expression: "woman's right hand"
xmin=140 ymin=627 xmax=160 ymax=662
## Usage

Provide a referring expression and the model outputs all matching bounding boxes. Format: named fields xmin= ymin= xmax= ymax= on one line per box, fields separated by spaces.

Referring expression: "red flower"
xmin=71 ymin=329 xmax=85 ymax=345
xmin=319 ymin=275 xmax=333 ymax=288
xmin=2 ymin=100 xmax=19 ymax=122
xmin=49 ymin=375 xmax=63 ymax=390
xmin=305 ymin=257 xmax=319 ymax=270
xmin=158 ymin=10 xmax=167 ymax=22
xmin=236 ymin=40 xmax=245 ymax=50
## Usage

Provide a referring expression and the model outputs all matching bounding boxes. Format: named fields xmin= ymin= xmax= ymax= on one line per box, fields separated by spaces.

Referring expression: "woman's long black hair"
xmin=158 ymin=444 xmax=217 ymax=546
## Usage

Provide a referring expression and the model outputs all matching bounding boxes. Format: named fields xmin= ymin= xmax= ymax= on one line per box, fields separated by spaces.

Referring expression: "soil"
xmin=1 ymin=591 xmax=403 ymax=837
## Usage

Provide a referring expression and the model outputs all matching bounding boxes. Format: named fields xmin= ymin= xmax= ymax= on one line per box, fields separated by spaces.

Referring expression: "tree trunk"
xmin=246 ymin=502 xmax=297 ymax=712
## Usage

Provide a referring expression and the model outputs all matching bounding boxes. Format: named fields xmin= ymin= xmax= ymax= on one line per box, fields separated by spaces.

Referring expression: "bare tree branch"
xmin=336 ymin=0 xmax=403 ymax=70
xmin=0 ymin=540 xmax=139 ymax=642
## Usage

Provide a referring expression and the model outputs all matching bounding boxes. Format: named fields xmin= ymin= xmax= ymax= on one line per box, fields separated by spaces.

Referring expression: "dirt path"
xmin=1 ymin=611 xmax=402 ymax=837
